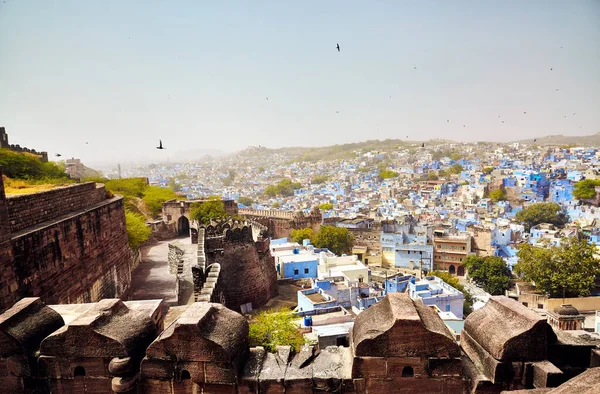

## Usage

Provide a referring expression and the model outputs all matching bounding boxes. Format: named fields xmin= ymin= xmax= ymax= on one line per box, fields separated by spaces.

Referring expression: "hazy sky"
xmin=1 ymin=1 xmax=599 ymax=167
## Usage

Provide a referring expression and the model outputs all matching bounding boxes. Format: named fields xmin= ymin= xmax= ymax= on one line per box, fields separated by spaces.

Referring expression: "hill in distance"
xmin=514 ymin=132 xmax=600 ymax=146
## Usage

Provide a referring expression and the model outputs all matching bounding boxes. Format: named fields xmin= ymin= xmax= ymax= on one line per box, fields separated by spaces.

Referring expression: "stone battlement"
xmin=1 ymin=294 xmax=599 ymax=393
xmin=0 ymin=127 xmax=48 ymax=162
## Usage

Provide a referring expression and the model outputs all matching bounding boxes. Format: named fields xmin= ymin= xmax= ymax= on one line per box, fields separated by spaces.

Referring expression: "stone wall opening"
xmin=74 ymin=366 xmax=86 ymax=377
xmin=449 ymin=265 xmax=456 ymax=275
xmin=401 ymin=366 xmax=414 ymax=377
xmin=178 ymin=216 xmax=190 ymax=237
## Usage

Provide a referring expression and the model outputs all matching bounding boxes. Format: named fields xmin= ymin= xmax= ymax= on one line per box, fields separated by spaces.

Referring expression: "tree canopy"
xmin=142 ymin=186 xmax=177 ymax=217
xmin=0 ymin=148 xmax=69 ymax=180
xmin=313 ymin=226 xmax=354 ymax=255
xmin=489 ymin=189 xmax=507 ymax=202
xmin=264 ymin=178 xmax=302 ymax=197
xmin=311 ymin=175 xmax=329 ymax=184
xmin=483 ymin=166 xmax=494 ymax=175
xmin=318 ymin=202 xmax=333 ymax=210
xmin=125 ymin=211 xmax=152 ymax=249
xmin=249 ymin=308 xmax=305 ymax=352
xmin=515 ymin=238 xmax=600 ymax=298
xmin=448 ymin=163 xmax=464 ymax=175
xmin=290 ymin=228 xmax=314 ymax=244
xmin=237 ymin=196 xmax=254 ymax=207
xmin=378 ymin=169 xmax=399 ymax=180
xmin=573 ymin=179 xmax=600 ymax=200
xmin=427 ymin=172 xmax=439 ymax=180
xmin=515 ymin=202 xmax=569 ymax=231
xmin=190 ymin=197 xmax=228 ymax=225
xmin=464 ymin=256 xmax=511 ymax=295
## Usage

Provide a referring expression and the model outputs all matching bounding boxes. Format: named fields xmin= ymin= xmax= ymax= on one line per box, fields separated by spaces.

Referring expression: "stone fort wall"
xmin=0 ymin=126 xmax=48 ymax=162
xmin=0 ymin=172 xmax=132 ymax=312
xmin=6 ymin=182 xmax=106 ymax=233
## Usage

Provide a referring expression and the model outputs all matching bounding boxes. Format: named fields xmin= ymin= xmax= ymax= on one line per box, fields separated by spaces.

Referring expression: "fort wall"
xmin=0 ymin=173 xmax=132 ymax=313
xmin=6 ymin=182 xmax=106 ymax=233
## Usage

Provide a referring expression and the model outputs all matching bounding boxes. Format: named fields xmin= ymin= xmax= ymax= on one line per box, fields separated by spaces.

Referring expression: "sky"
xmin=1 ymin=0 xmax=599 ymax=167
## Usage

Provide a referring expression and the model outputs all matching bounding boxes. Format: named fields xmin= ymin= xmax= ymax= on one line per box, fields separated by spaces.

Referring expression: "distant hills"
xmin=514 ymin=132 xmax=600 ymax=147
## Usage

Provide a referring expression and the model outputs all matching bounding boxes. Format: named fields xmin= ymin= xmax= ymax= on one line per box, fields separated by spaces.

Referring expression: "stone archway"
xmin=457 ymin=265 xmax=465 ymax=276
xmin=178 ymin=216 xmax=190 ymax=237
xmin=449 ymin=264 xmax=456 ymax=275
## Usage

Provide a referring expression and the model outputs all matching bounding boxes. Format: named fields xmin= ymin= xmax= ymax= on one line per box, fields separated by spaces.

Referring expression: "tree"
xmin=169 ymin=177 xmax=181 ymax=192
xmin=237 ymin=196 xmax=254 ymax=207
xmin=125 ymin=211 xmax=151 ymax=249
xmin=378 ymin=169 xmax=399 ymax=180
xmin=574 ymin=179 xmax=600 ymax=200
xmin=489 ymin=189 xmax=507 ymax=202
xmin=264 ymin=179 xmax=302 ymax=197
xmin=438 ymin=169 xmax=448 ymax=178
xmin=515 ymin=202 xmax=569 ymax=231
xmin=429 ymin=271 xmax=473 ymax=316
xmin=464 ymin=256 xmax=511 ymax=295
xmin=249 ymin=308 xmax=305 ymax=352
xmin=427 ymin=172 xmax=439 ymax=180
xmin=311 ymin=175 xmax=329 ymax=184
xmin=515 ymin=238 xmax=600 ymax=298
xmin=313 ymin=226 xmax=354 ymax=255
xmin=272 ymin=201 xmax=281 ymax=208
xmin=483 ymin=166 xmax=494 ymax=175
xmin=290 ymin=228 xmax=314 ymax=244
xmin=0 ymin=148 xmax=70 ymax=180
xmin=190 ymin=197 xmax=228 ymax=225
xmin=450 ymin=153 xmax=462 ymax=161
xmin=142 ymin=186 xmax=177 ymax=217
xmin=318 ymin=203 xmax=333 ymax=210
xmin=448 ymin=163 xmax=464 ymax=175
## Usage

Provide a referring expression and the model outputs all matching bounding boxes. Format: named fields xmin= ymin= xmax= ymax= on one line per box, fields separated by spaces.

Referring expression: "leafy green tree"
xmin=515 ymin=202 xmax=569 ymax=231
xmin=573 ymin=179 xmax=600 ymax=200
xmin=429 ymin=271 xmax=473 ymax=316
xmin=489 ymin=189 xmax=507 ymax=202
xmin=313 ymin=226 xmax=354 ymax=255
xmin=318 ymin=203 xmax=333 ymax=210
xmin=264 ymin=179 xmax=302 ymax=197
xmin=125 ymin=211 xmax=151 ymax=249
xmin=378 ymin=169 xmax=399 ymax=180
xmin=311 ymin=175 xmax=329 ymax=184
xmin=515 ymin=238 xmax=600 ymax=297
xmin=272 ymin=201 xmax=281 ymax=208
xmin=237 ymin=196 xmax=254 ymax=207
xmin=190 ymin=197 xmax=228 ymax=225
xmin=0 ymin=148 xmax=70 ymax=180
xmin=438 ymin=169 xmax=448 ymax=178
xmin=257 ymin=166 xmax=265 ymax=173
xmin=450 ymin=153 xmax=462 ymax=161
xmin=249 ymin=308 xmax=306 ymax=352
xmin=465 ymin=256 xmax=511 ymax=295
xmin=483 ymin=166 xmax=494 ymax=175
xmin=290 ymin=228 xmax=314 ymax=244
xmin=427 ymin=172 xmax=439 ymax=180
xmin=142 ymin=186 xmax=177 ymax=217
xmin=448 ymin=163 xmax=464 ymax=175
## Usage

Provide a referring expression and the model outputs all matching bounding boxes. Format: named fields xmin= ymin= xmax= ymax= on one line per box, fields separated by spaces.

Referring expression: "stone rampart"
xmin=6 ymin=182 xmax=106 ymax=233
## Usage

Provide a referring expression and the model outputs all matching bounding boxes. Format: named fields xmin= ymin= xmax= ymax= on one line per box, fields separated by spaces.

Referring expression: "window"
xmin=304 ymin=268 xmax=309 ymax=274
xmin=294 ymin=269 xmax=299 ymax=275
xmin=74 ymin=366 xmax=86 ymax=377
xmin=462 ymin=246 xmax=465 ymax=250
xmin=181 ymin=370 xmax=191 ymax=380
xmin=537 ymin=304 xmax=544 ymax=309
xmin=445 ymin=305 xmax=451 ymax=311
xmin=522 ymin=302 xmax=529 ymax=307
xmin=401 ymin=366 xmax=414 ymax=377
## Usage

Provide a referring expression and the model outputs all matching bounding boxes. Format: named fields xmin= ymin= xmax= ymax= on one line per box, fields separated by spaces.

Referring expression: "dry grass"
xmin=3 ymin=177 xmax=72 ymax=195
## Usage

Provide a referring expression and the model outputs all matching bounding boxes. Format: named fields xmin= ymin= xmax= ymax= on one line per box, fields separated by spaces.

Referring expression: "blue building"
xmin=280 ymin=252 xmax=319 ymax=280
xmin=381 ymin=228 xmax=433 ymax=271
xmin=408 ymin=276 xmax=465 ymax=318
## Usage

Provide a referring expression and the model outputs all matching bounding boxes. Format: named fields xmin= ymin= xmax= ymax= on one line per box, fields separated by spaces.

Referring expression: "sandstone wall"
xmin=6 ymin=182 xmax=106 ymax=233
xmin=1 ymin=196 xmax=131 ymax=312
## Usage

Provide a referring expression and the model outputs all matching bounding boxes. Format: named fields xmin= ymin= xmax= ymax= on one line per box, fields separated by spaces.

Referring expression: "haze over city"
xmin=1 ymin=0 xmax=599 ymax=167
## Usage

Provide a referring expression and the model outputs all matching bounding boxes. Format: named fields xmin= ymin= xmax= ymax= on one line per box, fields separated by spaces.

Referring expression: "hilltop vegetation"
xmin=0 ymin=148 xmax=69 ymax=180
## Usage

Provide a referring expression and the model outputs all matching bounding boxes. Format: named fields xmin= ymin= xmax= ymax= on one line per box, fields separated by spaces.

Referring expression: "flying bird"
xmin=556 ymin=89 xmax=559 ymax=92
xmin=550 ymin=68 xmax=553 ymax=71
xmin=413 ymin=66 xmax=417 ymax=70
xmin=573 ymin=113 xmax=576 ymax=115
xmin=463 ymin=125 xmax=466 ymax=128
xmin=447 ymin=120 xmax=449 ymax=123
xmin=157 ymin=140 xmax=165 ymax=150
xmin=266 ymin=97 xmax=269 ymax=101
xmin=55 ymin=153 xmax=62 ymax=157
xmin=336 ymin=43 xmax=340 ymax=52
xmin=85 ymin=142 xmax=89 ymax=144
xmin=421 ymin=143 xmax=425 ymax=148
xmin=533 ymin=139 xmax=537 ymax=142
xmin=502 ymin=121 xmax=505 ymax=124
xmin=524 ymin=112 xmax=527 ymax=114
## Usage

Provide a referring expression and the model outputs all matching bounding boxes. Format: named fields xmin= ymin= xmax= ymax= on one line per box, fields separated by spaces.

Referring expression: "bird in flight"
xmin=266 ymin=97 xmax=269 ymax=101
xmin=413 ymin=66 xmax=417 ymax=70
xmin=55 ymin=153 xmax=62 ymax=157
xmin=502 ymin=121 xmax=505 ymax=124
xmin=336 ymin=43 xmax=340 ymax=52
xmin=421 ymin=143 xmax=425 ymax=148
xmin=524 ymin=112 xmax=527 ymax=114
xmin=463 ymin=125 xmax=466 ymax=128
xmin=447 ymin=120 xmax=450 ymax=123
xmin=550 ymin=68 xmax=553 ymax=71
xmin=533 ymin=139 xmax=537 ymax=142
xmin=157 ymin=140 xmax=165 ymax=150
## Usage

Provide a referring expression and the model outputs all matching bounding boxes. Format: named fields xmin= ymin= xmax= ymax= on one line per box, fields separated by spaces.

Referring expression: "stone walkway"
xmin=129 ymin=237 xmax=191 ymax=312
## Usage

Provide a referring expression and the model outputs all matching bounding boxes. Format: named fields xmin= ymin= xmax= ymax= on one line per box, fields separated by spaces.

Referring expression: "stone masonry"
xmin=0 ymin=171 xmax=133 ymax=312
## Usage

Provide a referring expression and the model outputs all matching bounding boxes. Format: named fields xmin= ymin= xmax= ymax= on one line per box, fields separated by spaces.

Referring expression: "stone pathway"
xmin=129 ymin=237 xmax=191 ymax=311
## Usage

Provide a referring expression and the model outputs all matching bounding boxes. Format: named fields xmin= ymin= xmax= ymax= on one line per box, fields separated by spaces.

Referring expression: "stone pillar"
xmin=0 ymin=168 xmax=10 ymax=243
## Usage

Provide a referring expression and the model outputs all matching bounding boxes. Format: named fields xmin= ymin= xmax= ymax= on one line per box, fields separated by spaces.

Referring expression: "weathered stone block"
xmin=461 ymin=329 xmax=513 ymax=384
xmin=533 ymin=361 xmax=564 ymax=388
